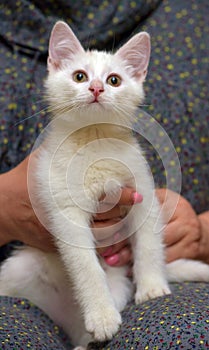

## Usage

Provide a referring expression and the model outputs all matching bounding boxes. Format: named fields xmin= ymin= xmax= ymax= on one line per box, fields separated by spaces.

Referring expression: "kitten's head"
xmin=46 ymin=21 xmax=150 ymax=125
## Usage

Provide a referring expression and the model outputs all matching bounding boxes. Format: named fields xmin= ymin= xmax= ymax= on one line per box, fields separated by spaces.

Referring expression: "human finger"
xmin=95 ymin=187 xmax=143 ymax=222
xmin=95 ymin=205 xmax=123 ymax=221
xmin=118 ymin=187 xmax=143 ymax=205
xmin=101 ymin=187 xmax=143 ymax=206
xmin=104 ymin=245 xmax=133 ymax=267
xmin=97 ymin=238 xmax=132 ymax=267
xmin=165 ymin=238 xmax=200 ymax=263
xmin=97 ymin=239 xmax=129 ymax=257
xmin=92 ymin=219 xmax=124 ymax=243
xmin=163 ymin=221 xmax=186 ymax=247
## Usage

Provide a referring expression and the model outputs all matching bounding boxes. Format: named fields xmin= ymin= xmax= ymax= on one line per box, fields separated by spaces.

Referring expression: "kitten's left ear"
xmin=48 ymin=21 xmax=84 ymax=71
xmin=115 ymin=32 xmax=151 ymax=82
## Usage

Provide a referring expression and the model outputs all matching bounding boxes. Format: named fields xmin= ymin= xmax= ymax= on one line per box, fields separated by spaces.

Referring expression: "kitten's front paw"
xmin=135 ymin=283 xmax=171 ymax=304
xmin=85 ymin=306 xmax=122 ymax=341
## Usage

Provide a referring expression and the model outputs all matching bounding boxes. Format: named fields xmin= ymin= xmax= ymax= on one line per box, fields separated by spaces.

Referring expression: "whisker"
xmin=13 ymin=106 xmax=49 ymax=127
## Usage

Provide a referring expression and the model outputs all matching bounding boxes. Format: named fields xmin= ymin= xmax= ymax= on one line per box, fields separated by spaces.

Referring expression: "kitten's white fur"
xmin=1 ymin=22 xmax=209 ymax=349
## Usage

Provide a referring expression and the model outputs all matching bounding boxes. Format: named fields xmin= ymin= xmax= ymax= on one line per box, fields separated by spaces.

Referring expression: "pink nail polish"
xmin=132 ymin=192 xmax=143 ymax=204
xmin=105 ymin=254 xmax=119 ymax=266
xmin=101 ymin=247 xmax=113 ymax=257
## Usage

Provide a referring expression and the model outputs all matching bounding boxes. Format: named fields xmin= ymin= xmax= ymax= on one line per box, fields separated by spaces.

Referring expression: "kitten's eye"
xmin=73 ymin=71 xmax=88 ymax=83
xmin=107 ymin=74 xmax=121 ymax=87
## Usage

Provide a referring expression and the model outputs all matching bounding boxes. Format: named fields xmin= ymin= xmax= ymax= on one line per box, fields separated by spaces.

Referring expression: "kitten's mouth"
xmin=89 ymin=98 xmax=101 ymax=105
xmin=88 ymin=95 xmax=104 ymax=106
xmin=91 ymin=97 xmax=99 ymax=103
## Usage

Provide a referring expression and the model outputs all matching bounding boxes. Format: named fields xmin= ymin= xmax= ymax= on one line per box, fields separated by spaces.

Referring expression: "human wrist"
xmin=0 ymin=172 xmax=14 ymax=245
xmin=198 ymin=212 xmax=209 ymax=264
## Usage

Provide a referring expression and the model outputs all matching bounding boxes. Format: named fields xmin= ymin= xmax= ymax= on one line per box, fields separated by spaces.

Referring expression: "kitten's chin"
xmin=87 ymin=100 xmax=106 ymax=112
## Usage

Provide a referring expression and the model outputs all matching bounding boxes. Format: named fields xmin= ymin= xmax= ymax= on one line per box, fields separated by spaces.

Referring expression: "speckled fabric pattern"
xmin=0 ymin=297 xmax=72 ymax=349
xmin=1 ymin=284 xmax=209 ymax=349
xmin=139 ymin=0 xmax=209 ymax=215
xmin=0 ymin=0 xmax=209 ymax=349
xmin=89 ymin=283 xmax=209 ymax=350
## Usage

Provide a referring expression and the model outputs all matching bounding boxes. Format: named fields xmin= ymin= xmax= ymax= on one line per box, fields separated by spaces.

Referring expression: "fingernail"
xmin=132 ymin=192 xmax=143 ymax=204
xmin=105 ymin=254 xmax=119 ymax=266
xmin=101 ymin=247 xmax=113 ymax=257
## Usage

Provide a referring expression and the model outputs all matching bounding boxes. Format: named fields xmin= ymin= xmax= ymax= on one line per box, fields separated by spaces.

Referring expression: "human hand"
xmin=156 ymin=188 xmax=209 ymax=264
xmin=94 ymin=187 xmax=142 ymax=267
xmin=0 ymin=156 xmax=56 ymax=252
xmin=0 ymin=155 xmax=138 ymax=267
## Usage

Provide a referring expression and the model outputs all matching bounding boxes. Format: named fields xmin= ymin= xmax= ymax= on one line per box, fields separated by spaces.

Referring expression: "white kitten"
xmin=0 ymin=22 xmax=209 ymax=349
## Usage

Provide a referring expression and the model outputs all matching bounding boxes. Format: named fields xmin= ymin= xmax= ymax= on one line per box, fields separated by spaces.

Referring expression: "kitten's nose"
xmin=89 ymin=79 xmax=104 ymax=98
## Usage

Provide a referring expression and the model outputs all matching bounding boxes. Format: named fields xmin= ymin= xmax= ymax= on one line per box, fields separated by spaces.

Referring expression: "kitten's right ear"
xmin=48 ymin=21 xmax=84 ymax=71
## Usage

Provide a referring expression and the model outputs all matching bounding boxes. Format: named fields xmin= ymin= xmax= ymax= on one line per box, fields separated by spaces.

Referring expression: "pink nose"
xmin=89 ymin=80 xmax=104 ymax=98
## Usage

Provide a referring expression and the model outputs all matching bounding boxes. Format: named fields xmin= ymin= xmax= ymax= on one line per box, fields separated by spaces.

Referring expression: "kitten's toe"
xmin=135 ymin=283 xmax=171 ymax=304
xmin=85 ymin=305 xmax=122 ymax=341
xmin=73 ymin=347 xmax=86 ymax=350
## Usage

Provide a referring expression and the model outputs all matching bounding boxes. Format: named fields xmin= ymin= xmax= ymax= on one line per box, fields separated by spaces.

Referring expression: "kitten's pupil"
xmin=77 ymin=73 xmax=84 ymax=81
xmin=73 ymin=71 xmax=88 ymax=83
xmin=107 ymin=74 xmax=121 ymax=87
xmin=111 ymin=77 xmax=118 ymax=85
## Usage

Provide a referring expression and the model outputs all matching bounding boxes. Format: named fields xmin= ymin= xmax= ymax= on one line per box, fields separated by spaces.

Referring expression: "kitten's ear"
xmin=115 ymin=32 xmax=151 ymax=81
xmin=48 ymin=21 xmax=84 ymax=71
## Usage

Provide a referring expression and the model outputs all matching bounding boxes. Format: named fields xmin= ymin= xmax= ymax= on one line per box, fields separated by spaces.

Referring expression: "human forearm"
xmin=0 ymin=157 xmax=55 ymax=250
xmin=0 ymin=191 xmax=13 ymax=246
xmin=0 ymin=169 xmax=18 ymax=246
xmin=198 ymin=211 xmax=209 ymax=264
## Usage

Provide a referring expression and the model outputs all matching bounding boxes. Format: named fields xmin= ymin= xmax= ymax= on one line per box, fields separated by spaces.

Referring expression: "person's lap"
xmin=89 ymin=282 xmax=209 ymax=349
xmin=0 ymin=296 xmax=72 ymax=349
xmin=1 ymin=282 xmax=209 ymax=349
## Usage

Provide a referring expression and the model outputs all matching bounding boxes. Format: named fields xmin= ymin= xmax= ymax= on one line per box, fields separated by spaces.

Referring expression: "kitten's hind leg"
xmin=167 ymin=259 xmax=209 ymax=282
xmin=104 ymin=263 xmax=134 ymax=312
xmin=0 ymin=248 xmax=72 ymax=330
xmin=0 ymin=247 xmax=92 ymax=347
xmin=0 ymin=247 xmax=69 ymax=322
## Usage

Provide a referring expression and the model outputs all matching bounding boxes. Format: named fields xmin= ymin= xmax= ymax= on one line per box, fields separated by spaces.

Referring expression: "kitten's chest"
xmin=48 ymin=127 xmax=140 ymax=200
xmin=61 ymin=136 xmax=135 ymax=183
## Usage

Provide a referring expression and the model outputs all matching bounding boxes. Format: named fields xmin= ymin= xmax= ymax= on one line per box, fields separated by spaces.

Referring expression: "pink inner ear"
xmin=48 ymin=21 xmax=84 ymax=69
xmin=115 ymin=32 xmax=151 ymax=81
